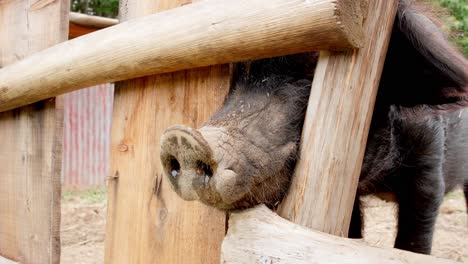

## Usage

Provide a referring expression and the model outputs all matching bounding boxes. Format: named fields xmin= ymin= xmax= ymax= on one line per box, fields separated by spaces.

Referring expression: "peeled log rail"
xmin=221 ymin=205 xmax=458 ymax=264
xmin=69 ymin=12 xmax=118 ymax=28
xmin=69 ymin=12 xmax=118 ymax=38
xmin=0 ymin=0 xmax=366 ymax=112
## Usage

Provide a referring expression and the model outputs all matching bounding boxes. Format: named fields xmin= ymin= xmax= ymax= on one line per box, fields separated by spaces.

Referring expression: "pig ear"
xmin=380 ymin=0 xmax=468 ymax=110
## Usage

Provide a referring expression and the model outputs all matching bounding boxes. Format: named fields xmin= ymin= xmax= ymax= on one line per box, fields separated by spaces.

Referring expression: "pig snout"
xmin=160 ymin=123 xmax=296 ymax=209
xmin=160 ymin=125 xmax=247 ymax=209
xmin=160 ymin=125 xmax=213 ymax=201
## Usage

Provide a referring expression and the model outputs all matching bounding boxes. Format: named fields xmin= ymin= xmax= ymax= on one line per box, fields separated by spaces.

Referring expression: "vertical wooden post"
xmin=104 ymin=1 xmax=230 ymax=263
xmin=0 ymin=0 xmax=69 ymax=263
xmin=278 ymin=0 xmax=398 ymax=236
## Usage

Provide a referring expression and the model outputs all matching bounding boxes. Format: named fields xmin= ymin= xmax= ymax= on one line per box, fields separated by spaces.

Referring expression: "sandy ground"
xmin=61 ymin=189 xmax=106 ymax=264
xmin=60 ymin=189 xmax=467 ymax=264
xmin=362 ymin=189 xmax=467 ymax=263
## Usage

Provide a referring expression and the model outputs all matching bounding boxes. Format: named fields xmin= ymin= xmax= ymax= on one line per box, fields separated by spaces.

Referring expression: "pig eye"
xmin=168 ymin=156 xmax=180 ymax=178
xmin=196 ymin=160 xmax=213 ymax=178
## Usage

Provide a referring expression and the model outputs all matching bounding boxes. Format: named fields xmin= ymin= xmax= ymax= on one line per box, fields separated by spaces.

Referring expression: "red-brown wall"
xmin=62 ymin=84 xmax=114 ymax=186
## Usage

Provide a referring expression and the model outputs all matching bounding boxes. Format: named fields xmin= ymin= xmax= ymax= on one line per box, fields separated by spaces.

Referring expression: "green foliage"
xmin=71 ymin=0 xmax=118 ymax=18
xmin=438 ymin=0 xmax=468 ymax=55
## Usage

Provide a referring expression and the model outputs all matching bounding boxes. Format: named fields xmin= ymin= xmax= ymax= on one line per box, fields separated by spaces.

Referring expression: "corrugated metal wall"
xmin=62 ymin=84 xmax=114 ymax=186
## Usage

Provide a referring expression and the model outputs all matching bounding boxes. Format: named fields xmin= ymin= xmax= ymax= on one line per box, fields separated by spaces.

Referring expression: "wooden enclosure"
xmin=0 ymin=0 xmax=461 ymax=263
xmin=0 ymin=0 xmax=367 ymax=112
xmin=222 ymin=205 xmax=455 ymax=264
xmin=278 ymin=0 xmax=397 ymax=235
xmin=0 ymin=0 xmax=68 ymax=263
xmin=105 ymin=1 xmax=230 ymax=263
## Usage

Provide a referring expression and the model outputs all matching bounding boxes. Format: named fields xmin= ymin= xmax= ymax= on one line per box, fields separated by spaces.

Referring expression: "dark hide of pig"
xmin=160 ymin=54 xmax=316 ymax=209
xmin=348 ymin=0 xmax=468 ymax=254
xmin=160 ymin=0 xmax=468 ymax=254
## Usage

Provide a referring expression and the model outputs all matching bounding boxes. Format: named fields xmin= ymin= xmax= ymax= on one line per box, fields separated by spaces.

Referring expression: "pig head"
xmin=160 ymin=56 xmax=315 ymax=209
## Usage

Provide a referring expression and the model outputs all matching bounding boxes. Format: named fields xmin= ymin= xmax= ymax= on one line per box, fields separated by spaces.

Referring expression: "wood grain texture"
xmin=0 ymin=0 xmax=366 ymax=112
xmin=221 ymin=205 xmax=458 ymax=264
xmin=104 ymin=1 xmax=230 ymax=263
xmin=0 ymin=1 xmax=67 ymax=263
xmin=69 ymin=12 xmax=118 ymax=28
xmin=105 ymin=68 xmax=229 ymax=264
xmin=278 ymin=0 xmax=398 ymax=236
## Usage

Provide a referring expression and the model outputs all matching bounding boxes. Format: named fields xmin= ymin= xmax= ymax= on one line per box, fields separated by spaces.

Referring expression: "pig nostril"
xmin=168 ymin=156 xmax=180 ymax=178
xmin=196 ymin=160 xmax=213 ymax=178
xmin=196 ymin=161 xmax=213 ymax=187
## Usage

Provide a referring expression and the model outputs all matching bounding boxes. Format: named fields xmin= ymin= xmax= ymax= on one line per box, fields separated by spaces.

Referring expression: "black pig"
xmin=160 ymin=0 xmax=468 ymax=254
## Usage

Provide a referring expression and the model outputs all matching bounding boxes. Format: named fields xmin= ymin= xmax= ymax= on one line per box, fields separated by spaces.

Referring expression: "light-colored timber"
xmin=69 ymin=12 xmax=118 ymax=28
xmin=277 ymin=0 xmax=398 ymax=236
xmin=103 ymin=0 xmax=230 ymax=263
xmin=69 ymin=12 xmax=118 ymax=38
xmin=0 ymin=0 xmax=366 ymax=112
xmin=221 ymin=205 xmax=458 ymax=264
xmin=0 ymin=0 xmax=68 ymax=262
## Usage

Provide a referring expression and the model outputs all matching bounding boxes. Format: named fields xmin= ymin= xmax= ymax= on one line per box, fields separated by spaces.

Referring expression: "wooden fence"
xmin=0 ymin=0 xmax=459 ymax=263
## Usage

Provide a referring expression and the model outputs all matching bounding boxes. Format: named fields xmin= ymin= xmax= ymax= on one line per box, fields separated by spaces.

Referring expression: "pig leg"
xmin=393 ymin=154 xmax=445 ymax=254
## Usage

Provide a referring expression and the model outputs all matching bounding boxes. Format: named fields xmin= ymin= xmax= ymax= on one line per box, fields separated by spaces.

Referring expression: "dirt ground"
xmin=61 ymin=188 xmax=467 ymax=264
xmin=61 ymin=188 xmax=106 ymax=264
xmin=362 ymin=189 xmax=467 ymax=263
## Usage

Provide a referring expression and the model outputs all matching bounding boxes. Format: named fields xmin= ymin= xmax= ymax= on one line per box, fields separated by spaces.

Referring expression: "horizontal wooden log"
xmin=221 ymin=205 xmax=458 ymax=264
xmin=0 ymin=0 xmax=366 ymax=112
xmin=69 ymin=12 xmax=118 ymax=38
xmin=69 ymin=12 xmax=118 ymax=28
